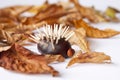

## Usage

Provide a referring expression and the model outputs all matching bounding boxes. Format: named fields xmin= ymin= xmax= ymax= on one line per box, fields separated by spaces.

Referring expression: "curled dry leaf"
xmin=0 ymin=44 xmax=58 ymax=76
xmin=105 ymin=7 xmax=120 ymax=22
xmin=70 ymin=0 xmax=107 ymax=23
xmin=0 ymin=9 xmax=17 ymax=22
xmin=0 ymin=46 xmax=11 ymax=52
xmin=58 ymin=8 xmax=82 ymax=26
xmin=0 ymin=30 xmax=27 ymax=46
xmin=69 ymin=28 xmax=90 ymax=52
xmin=23 ymin=5 xmax=65 ymax=24
xmin=2 ymin=5 xmax=33 ymax=16
xmin=28 ymin=5 xmax=46 ymax=14
xmin=11 ymin=23 xmax=45 ymax=34
xmin=67 ymin=51 xmax=111 ymax=67
xmin=45 ymin=55 xmax=65 ymax=63
xmin=32 ymin=5 xmax=75 ymax=25
xmin=1 ymin=22 xmax=45 ymax=32
xmin=0 ymin=23 xmax=17 ymax=32
xmin=74 ymin=19 xmax=120 ymax=38
xmin=0 ymin=22 xmax=46 ymax=46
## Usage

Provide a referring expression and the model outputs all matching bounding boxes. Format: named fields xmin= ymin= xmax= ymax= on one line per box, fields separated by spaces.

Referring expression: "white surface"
xmin=0 ymin=0 xmax=120 ymax=80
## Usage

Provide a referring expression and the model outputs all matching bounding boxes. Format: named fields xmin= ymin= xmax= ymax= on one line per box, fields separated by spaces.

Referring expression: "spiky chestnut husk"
xmin=37 ymin=37 xmax=73 ymax=58
xmin=30 ymin=24 xmax=74 ymax=58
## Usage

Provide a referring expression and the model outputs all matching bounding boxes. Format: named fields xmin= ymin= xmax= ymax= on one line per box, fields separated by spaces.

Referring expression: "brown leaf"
xmin=0 ymin=23 xmax=17 ymax=31
xmin=28 ymin=1 xmax=49 ymax=14
xmin=0 ymin=21 xmax=46 ymax=46
xmin=69 ymin=28 xmax=90 ymax=52
xmin=3 ymin=5 xmax=33 ymax=16
xmin=70 ymin=0 xmax=107 ymax=23
xmin=34 ymin=4 xmax=64 ymax=18
xmin=45 ymin=55 xmax=65 ymax=63
xmin=67 ymin=51 xmax=111 ymax=67
xmin=1 ymin=30 xmax=26 ymax=45
xmin=58 ymin=8 xmax=82 ymax=26
xmin=27 ymin=3 xmax=75 ymax=25
xmin=0 ymin=17 xmax=16 ymax=24
xmin=0 ymin=46 xmax=11 ymax=52
xmin=0 ymin=9 xmax=17 ymax=23
xmin=74 ymin=19 xmax=120 ymax=38
xmin=0 ymin=43 xmax=59 ymax=76
xmin=105 ymin=7 xmax=120 ymax=22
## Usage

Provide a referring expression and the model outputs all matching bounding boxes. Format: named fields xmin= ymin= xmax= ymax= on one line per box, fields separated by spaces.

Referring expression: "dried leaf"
xmin=34 ymin=4 xmax=64 ymax=18
xmin=0 ymin=9 xmax=17 ymax=23
xmin=45 ymin=55 xmax=65 ymax=63
xmin=0 ymin=30 xmax=28 ymax=46
xmin=67 ymin=51 xmax=111 ymax=67
xmin=69 ymin=28 xmax=90 ymax=52
xmin=58 ymin=8 xmax=82 ymax=26
xmin=70 ymin=0 xmax=107 ymax=23
xmin=0 ymin=44 xmax=58 ymax=76
xmin=28 ymin=1 xmax=48 ymax=14
xmin=105 ymin=7 xmax=120 ymax=22
xmin=57 ymin=1 xmax=72 ymax=9
xmin=3 ymin=5 xmax=33 ymax=16
xmin=74 ymin=19 xmax=120 ymax=38
xmin=105 ymin=7 xmax=118 ymax=18
xmin=0 ymin=46 xmax=11 ymax=52
xmin=0 ymin=23 xmax=17 ymax=31
xmin=0 ymin=17 xmax=16 ymax=24
xmin=0 ymin=22 xmax=46 ymax=47
xmin=27 ymin=3 xmax=75 ymax=25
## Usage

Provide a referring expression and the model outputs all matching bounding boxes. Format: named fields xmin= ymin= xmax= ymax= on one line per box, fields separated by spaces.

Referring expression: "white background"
xmin=0 ymin=0 xmax=120 ymax=80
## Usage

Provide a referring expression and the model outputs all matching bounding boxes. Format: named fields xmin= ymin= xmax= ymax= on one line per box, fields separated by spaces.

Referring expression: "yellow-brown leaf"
xmin=67 ymin=51 xmax=111 ymax=67
xmin=69 ymin=28 xmax=90 ymax=52
xmin=70 ymin=0 xmax=107 ymax=23
xmin=74 ymin=19 xmax=120 ymax=38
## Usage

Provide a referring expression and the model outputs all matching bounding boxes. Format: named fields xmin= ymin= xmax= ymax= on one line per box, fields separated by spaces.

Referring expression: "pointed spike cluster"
xmin=30 ymin=24 xmax=74 ymax=47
